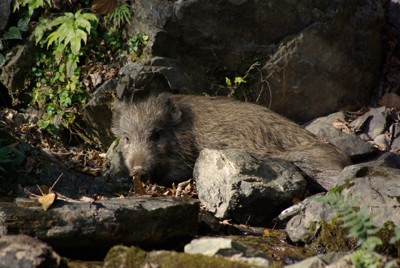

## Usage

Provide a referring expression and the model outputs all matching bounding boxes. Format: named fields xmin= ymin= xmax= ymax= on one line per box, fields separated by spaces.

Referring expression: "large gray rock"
xmin=0 ymin=35 xmax=37 ymax=104
xmin=285 ymin=155 xmax=400 ymax=244
xmin=124 ymin=0 xmax=383 ymax=122
xmin=285 ymin=252 xmax=398 ymax=268
xmin=336 ymin=165 xmax=400 ymax=227
xmin=0 ymin=235 xmax=66 ymax=268
xmin=257 ymin=0 xmax=383 ymax=122
xmin=285 ymin=196 xmax=335 ymax=244
xmin=0 ymin=197 xmax=199 ymax=252
xmin=0 ymin=125 xmax=134 ymax=198
xmin=102 ymin=139 xmax=129 ymax=178
xmin=79 ymin=79 xmax=117 ymax=150
xmin=304 ymin=111 xmax=376 ymax=158
xmin=349 ymin=106 xmax=387 ymax=140
xmin=184 ymin=237 xmax=271 ymax=267
xmin=115 ymin=57 xmax=207 ymax=100
xmin=194 ymin=149 xmax=307 ymax=226
xmin=0 ymin=0 xmax=11 ymax=32
xmin=104 ymin=244 xmax=265 ymax=268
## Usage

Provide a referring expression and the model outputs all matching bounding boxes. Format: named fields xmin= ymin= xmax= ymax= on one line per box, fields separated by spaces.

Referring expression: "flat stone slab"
xmin=0 ymin=197 xmax=199 ymax=253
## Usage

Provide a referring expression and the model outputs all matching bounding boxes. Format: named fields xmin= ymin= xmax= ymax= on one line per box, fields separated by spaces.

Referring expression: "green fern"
xmin=14 ymin=0 xmax=52 ymax=16
xmin=390 ymin=226 xmax=400 ymax=244
xmin=107 ymin=3 xmax=131 ymax=29
xmin=318 ymin=192 xmax=380 ymax=247
xmin=33 ymin=17 xmax=51 ymax=45
xmin=318 ymin=192 xmax=400 ymax=267
xmin=46 ymin=10 xmax=98 ymax=55
xmin=34 ymin=9 xmax=98 ymax=78
xmin=350 ymin=249 xmax=383 ymax=268
xmin=30 ymin=9 xmax=97 ymax=134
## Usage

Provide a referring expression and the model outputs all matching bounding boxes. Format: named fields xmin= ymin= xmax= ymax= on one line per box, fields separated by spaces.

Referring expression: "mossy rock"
xmin=104 ymin=246 xmax=147 ymax=268
xmin=310 ymin=219 xmax=357 ymax=253
xmin=104 ymin=245 xmax=260 ymax=268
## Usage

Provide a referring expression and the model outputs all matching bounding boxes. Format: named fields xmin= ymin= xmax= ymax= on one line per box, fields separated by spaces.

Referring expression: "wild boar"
xmin=112 ymin=93 xmax=351 ymax=189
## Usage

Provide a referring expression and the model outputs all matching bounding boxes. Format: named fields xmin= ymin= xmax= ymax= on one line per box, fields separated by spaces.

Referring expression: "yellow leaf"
xmin=263 ymin=229 xmax=270 ymax=237
xmin=36 ymin=173 xmax=62 ymax=211
xmin=38 ymin=192 xmax=57 ymax=211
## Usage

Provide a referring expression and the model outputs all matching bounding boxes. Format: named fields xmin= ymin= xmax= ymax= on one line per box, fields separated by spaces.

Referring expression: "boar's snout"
xmin=130 ymin=166 xmax=150 ymax=181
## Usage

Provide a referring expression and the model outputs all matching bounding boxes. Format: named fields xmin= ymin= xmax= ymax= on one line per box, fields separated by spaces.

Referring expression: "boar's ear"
xmin=161 ymin=94 xmax=182 ymax=125
xmin=169 ymin=102 xmax=182 ymax=125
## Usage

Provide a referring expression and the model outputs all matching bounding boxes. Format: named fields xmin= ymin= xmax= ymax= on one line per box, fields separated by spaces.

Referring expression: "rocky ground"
xmin=1 ymin=79 xmax=400 ymax=268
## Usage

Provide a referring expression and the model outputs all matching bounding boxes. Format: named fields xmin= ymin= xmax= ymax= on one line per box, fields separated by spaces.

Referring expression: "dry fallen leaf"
xmin=175 ymin=179 xmax=192 ymax=197
xmin=163 ymin=189 xmax=174 ymax=196
xmin=38 ymin=192 xmax=57 ymax=211
xmin=332 ymin=119 xmax=352 ymax=134
xmin=91 ymin=0 xmax=118 ymax=14
xmin=133 ymin=176 xmax=146 ymax=195
xmin=89 ymin=72 xmax=102 ymax=87
xmin=36 ymin=173 xmax=63 ymax=211
xmin=263 ymin=229 xmax=270 ymax=237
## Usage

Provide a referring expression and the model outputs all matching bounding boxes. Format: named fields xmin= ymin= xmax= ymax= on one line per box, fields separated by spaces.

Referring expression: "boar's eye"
xmin=150 ymin=129 xmax=162 ymax=142
xmin=122 ymin=136 xmax=130 ymax=144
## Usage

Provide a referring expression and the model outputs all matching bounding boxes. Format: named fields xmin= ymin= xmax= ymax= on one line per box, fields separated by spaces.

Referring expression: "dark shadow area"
xmin=0 ymin=83 xmax=12 ymax=107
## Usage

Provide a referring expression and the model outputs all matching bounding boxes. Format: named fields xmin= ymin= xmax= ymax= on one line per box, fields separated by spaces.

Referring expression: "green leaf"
xmin=234 ymin=76 xmax=246 ymax=85
xmin=340 ymin=213 xmax=357 ymax=224
xmin=53 ymin=44 xmax=64 ymax=64
xmin=79 ymin=12 xmax=98 ymax=22
xmin=33 ymin=17 xmax=50 ymax=44
xmin=15 ymin=0 xmax=52 ymax=16
xmin=76 ymin=12 xmax=97 ymax=32
xmin=3 ymin=27 xmax=22 ymax=40
xmin=75 ymin=17 xmax=92 ymax=33
xmin=37 ymin=119 xmax=50 ymax=129
xmin=225 ymin=77 xmax=232 ymax=86
xmin=27 ymin=0 xmax=52 ymax=16
xmin=366 ymin=228 xmax=379 ymax=235
xmin=48 ymin=12 xmax=74 ymax=28
xmin=45 ymin=10 xmax=97 ymax=55
xmin=362 ymin=237 xmax=382 ymax=252
xmin=59 ymin=90 xmax=72 ymax=106
xmin=17 ymin=17 xmax=30 ymax=32
xmin=70 ymin=29 xmax=87 ymax=54
xmin=108 ymin=3 xmax=130 ymax=28
xmin=66 ymin=56 xmax=78 ymax=77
